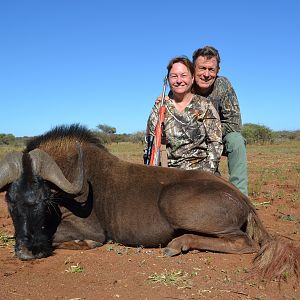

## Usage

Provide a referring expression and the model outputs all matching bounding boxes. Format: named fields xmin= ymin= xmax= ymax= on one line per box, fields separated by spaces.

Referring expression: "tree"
xmin=241 ymin=123 xmax=274 ymax=144
xmin=96 ymin=124 xmax=116 ymax=135
xmin=95 ymin=124 xmax=117 ymax=144
xmin=0 ymin=133 xmax=16 ymax=145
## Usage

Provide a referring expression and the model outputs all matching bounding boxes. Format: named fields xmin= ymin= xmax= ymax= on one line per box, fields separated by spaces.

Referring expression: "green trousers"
xmin=223 ymin=132 xmax=248 ymax=196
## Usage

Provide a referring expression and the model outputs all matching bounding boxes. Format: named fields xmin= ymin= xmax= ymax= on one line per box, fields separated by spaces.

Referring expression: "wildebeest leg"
xmin=53 ymin=239 xmax=102 ymax=250
xmin=159 ymin=180 xmax=257 ymax=256
xmin=53 ymin=208 xmax=106 ymax=250
xmin=164 ymin=233 xmax=258 ymax=256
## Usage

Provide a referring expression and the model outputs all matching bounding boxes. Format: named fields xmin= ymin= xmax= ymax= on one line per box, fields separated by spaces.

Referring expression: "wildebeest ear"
xmin=29 ymin=143 xmax=84 ymax=195
xmin=0 ymin=151 xmax=23 ymax=191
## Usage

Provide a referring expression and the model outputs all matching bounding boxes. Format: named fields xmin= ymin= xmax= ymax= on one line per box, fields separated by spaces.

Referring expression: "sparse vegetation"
xmin=65 ymin=263 xmax=84 ymax=273
xmin=147 ymin=269 xmax=194 ymax=289
xmin=0 ymin=232 xmax=15 ymax=247
xmin=105 ymin=242 xmax=131 ymax=255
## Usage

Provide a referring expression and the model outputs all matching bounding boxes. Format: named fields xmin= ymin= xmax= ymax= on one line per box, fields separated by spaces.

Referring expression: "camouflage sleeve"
xmin=217 ymin=77 xmax=242 ymax=136
xmin=203 ymin=102 xmax=223 ymax=173
xmin=144 ymin=102 xmax=160 ymax=156
xmin=146 ymin=102 xmax=159 ymax=137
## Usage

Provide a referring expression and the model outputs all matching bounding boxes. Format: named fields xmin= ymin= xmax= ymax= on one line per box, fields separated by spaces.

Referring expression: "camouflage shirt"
xmin=200 ymin=76 xmax=242 ymax=137
xmin=146 ymin=94 xmax=223 ymax=173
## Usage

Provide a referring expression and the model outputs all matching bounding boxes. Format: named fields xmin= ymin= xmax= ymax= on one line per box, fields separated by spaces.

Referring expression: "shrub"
xmin=242 ymin=123 xmax=274 ymax=144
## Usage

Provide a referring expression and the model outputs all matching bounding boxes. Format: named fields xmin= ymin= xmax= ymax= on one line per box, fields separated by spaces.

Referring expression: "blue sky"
xmin=1 ymin=0 xmax=299 ymax=137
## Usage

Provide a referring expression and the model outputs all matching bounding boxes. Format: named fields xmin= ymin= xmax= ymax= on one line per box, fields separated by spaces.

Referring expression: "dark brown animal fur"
xmin=1 ymin=124 xmax=300 ymax=282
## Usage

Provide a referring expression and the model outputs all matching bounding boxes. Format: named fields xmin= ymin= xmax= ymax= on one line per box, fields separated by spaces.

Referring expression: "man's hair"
xmin=192 ymin=46 xmax=221 ymax=67
xmin=167 ymin=56 xmax=194 ymax=77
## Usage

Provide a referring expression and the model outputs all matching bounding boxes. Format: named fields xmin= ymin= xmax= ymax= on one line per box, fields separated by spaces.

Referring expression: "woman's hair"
xmin=167 ymin=56 xmax=194 ymax=77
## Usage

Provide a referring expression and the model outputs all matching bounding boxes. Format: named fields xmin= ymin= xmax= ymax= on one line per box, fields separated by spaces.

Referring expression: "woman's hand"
xmin=155 ymin=95 xmax=170 ymax=104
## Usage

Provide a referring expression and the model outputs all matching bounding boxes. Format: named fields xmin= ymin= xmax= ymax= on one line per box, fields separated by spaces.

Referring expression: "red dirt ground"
xmin=1 ymin=145 xmax=300 ymax=300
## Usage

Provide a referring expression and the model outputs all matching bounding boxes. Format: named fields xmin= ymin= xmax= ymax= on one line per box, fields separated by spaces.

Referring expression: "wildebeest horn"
xmin=29 ymin=143 xmax=84 ymax=194
xmin=0 ymin=151 xmax=23 ymax=190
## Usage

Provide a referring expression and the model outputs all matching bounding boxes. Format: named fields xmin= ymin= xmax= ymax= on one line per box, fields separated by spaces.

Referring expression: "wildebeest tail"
xmin=247 ymin=210 xmax=300 ymax=282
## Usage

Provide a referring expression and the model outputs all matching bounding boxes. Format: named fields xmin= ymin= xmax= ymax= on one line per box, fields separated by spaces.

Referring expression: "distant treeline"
xmin=1 ymin=124 xmax=299 ymax=147
xmin=241 ymin=123 xmax=300 ymax=144
xmin=0 ymin=134 xmax=30 ymax=147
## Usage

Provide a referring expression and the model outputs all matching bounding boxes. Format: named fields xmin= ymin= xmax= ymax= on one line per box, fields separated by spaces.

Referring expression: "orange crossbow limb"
xmin=149 ymin=76 xmax=168 ymax=166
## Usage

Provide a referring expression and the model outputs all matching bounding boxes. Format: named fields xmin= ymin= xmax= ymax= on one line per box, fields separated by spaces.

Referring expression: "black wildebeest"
xmin=0 ymin=124 xmax=299 ymax=281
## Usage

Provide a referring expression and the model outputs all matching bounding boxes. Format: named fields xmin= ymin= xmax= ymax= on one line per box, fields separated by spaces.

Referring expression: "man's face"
xmin=194 ymin=56 xmax=219 ymax=93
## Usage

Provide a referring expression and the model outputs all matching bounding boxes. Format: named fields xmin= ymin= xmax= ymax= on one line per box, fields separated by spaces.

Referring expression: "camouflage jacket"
xmin=146 ymin=94 xmax=223 ymax=173
xmin=201 ymin=76 xmax=242 ymax=137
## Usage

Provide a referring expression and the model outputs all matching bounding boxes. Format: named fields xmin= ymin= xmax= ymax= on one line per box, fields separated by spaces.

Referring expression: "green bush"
xmin=242 ymin=123 xmax=274 ymax=144
xmin=0 ymin=133 xmax=16 ymax=145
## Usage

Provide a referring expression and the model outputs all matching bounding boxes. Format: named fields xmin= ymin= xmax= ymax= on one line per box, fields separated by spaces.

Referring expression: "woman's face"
xmin=168 ymin=62 xmax=194 ymax=96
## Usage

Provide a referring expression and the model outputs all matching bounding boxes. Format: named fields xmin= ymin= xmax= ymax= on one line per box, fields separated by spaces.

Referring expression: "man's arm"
xmin=203 ymin=102 xmax=223 ymax=173
xmin=216 ymin=77 xmax=242 ymax=136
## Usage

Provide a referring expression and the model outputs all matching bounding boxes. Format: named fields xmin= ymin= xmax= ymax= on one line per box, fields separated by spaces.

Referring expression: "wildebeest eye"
xmin=50 ymin=189 xmax=57 ymax=193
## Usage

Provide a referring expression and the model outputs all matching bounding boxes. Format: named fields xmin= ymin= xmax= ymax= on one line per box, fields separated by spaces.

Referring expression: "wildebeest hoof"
xmin=163 ymin=247 xmax=181 ymax=257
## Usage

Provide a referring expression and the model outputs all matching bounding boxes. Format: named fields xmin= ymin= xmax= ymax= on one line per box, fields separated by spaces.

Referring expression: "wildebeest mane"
xmin=25 ymin=124 xmax=106 ymax=153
